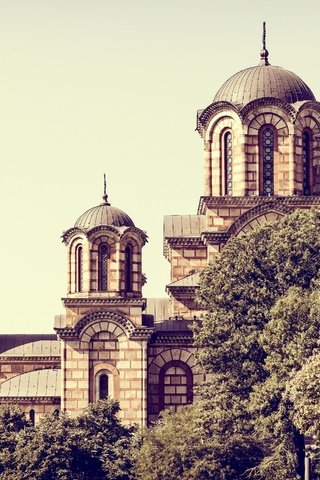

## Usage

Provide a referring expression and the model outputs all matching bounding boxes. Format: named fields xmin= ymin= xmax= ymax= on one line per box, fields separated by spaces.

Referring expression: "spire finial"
xmin=262 ymin=21 xmax=266 ymax=50
xmin=102 ymin=173 xmax=110 ymax=205
xmin=259 ymin=21 xmax=270 ymax=66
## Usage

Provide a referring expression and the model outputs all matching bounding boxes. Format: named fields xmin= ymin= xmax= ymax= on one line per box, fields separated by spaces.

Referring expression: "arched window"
xmin=223 ymin=131 xmax=233 ymax=195
xmin=99 ymin=374 xmax=109 ymax=400
xmin=125 ymin=245 xmax=132 ymax=292
xmin=29 ymin=409 xmax=35 ymax=426
xmin=260 ymin=126 xmax=275 ymax=195
xmin=159 ymin=361 xmax=193 ymax=412
xmin=95 ymin=370 xmax=113 ymax=401
xmin=75 ymin=245 xmax=83 ymax=292
xmin=53 ymin=409 xmax=59 ymax=419
xmin=98 ymin=243 xmax=108 ymax=291
xmin=303 ymin=130 xmax=311 ymax=195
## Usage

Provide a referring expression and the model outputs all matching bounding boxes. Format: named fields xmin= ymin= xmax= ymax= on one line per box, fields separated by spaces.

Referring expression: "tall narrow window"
xmin=224 ymin=132 xmax=233 ymax=195
xmin=99 ymin=374 xmax=109 ymax=400
xmin=94 ymin=370 xmax=114 ymax=401
xmin=98 ymin=244 xmax=108 ymax=291
xmin=303 ymin=131 xmax=311 ymax=195
xmin=75 ymin=246 xmax=83 ymax=292
xmin=262 ymin=127 xmax=274 ymax=195
xmin=29 ymin=409 xmax=35 ymax=426
xmin=125 ymin=245 xmax=132 ymax=292
xmin=159 ymin=361 xmax=193 ymax=412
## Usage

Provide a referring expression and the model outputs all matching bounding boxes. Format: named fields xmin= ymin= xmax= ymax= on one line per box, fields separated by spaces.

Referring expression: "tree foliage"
xmin=0 ymin=405 xmax=30 ymax=475
xmin=134 ymin=405 xmax=263 ymax=480
xmin=0 ymin=400 xmax=135 ymax=480
xmin=193 ymin=208 xmax=320 ymax=479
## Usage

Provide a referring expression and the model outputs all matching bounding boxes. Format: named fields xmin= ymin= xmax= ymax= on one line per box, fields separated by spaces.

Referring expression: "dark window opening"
xmin=125 ymin=245 xmax=132 ymax=292
xmin=303 ymin=131 xmax=311 ymax=195
xmin=29 ymin=409 xmax=35 ymax=426
xmin=99 ymin=374 xmax=109 ymax=400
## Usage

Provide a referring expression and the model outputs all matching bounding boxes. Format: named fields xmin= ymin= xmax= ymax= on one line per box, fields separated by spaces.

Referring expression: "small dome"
xmin=213 ymin=64 xmax=315 ymax=106
xmin=75 ymin=202 xmax=135 ymax=230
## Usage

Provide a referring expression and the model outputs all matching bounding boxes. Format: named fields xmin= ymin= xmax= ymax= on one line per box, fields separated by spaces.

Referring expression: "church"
xmin=1 ymin=26 xmax=320 ymax=426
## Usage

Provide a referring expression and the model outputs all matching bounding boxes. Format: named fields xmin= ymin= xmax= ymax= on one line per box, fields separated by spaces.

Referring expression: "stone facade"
xmin=1 ymin=36 xmax=320 ymax=426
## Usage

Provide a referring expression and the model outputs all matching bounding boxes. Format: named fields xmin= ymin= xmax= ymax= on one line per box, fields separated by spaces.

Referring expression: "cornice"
xmin=150 ymin=334 xmax=194 ymax=345
xmin=163 ymin=236 xmax=204 ymax=259
xmin=164 ymin=237 xmax=203 ymax=246
xmin=0 ymin=396 xmax=60 ymax=402
xmin=166 ymin=285 xmax=199 ymax=295
xmin=201 ymin=231 xmax=229 ymax=245
xmin=129 ymin=327 xmax=154 ymax=341
xmin=54 ymin=328 xmax=78 ymax=339
xmin=0 ymin=357 xmax=60 ymax=362
xmin=62 ymin=225 xmax=148 ymax=246
xmin=197 ymin=195 xmax=320 ymax=215
xmin=63 ymin=297 xmax=146 ymax=307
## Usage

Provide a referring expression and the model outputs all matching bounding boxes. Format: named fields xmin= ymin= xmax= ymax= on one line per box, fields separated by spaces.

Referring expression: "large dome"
xmin=75 ymin=194 xmax=135 ymax=230
xmin=213 ymin=64 xmax=315 ymax=106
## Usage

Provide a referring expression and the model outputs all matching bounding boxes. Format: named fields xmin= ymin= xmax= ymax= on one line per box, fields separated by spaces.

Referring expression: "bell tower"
xmin=164 ymin=23 xmax=320 ymax=318
xmin=55 ymin=179 xmax=152 ymax=425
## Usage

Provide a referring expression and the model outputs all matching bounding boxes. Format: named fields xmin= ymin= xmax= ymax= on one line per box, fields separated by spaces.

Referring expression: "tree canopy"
xmin=193 ymin=208 xmax=320 ymax=479
xmin=0 ymin=400 xmax=135 ymax=480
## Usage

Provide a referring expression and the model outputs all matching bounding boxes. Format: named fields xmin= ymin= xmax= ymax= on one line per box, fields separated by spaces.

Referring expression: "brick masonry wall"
xmin=147 ymin=345 xmax=205 ymax=424
xmin=62 ymin=317 xmax=148 ymax=426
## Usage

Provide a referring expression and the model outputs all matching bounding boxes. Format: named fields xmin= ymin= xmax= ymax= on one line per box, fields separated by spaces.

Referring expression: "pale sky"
xmin=1 ymin=0 xmax=320 ymax=333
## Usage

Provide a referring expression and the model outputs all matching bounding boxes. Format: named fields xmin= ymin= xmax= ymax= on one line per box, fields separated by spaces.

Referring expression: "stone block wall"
xmin=170 ymin=246 xmax=207 ymax=283
xmin=147 ymin=345 xmax=205 ymax=424
xmin=60 ymin=313 xmax=149 ymax=426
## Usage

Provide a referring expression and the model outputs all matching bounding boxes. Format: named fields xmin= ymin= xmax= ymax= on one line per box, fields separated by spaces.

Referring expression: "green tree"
xmin=194 ymin=208 xmax=320 ymax=479
xmin=0 ymin=405 xmax=30 ymax=475
xmin=0 ymin=399 xmax=135 ymax=480
xmin=287 ymin=353 xmax=320 ymax=441
xmin=134 ymin=404 xmax=263 ymax=480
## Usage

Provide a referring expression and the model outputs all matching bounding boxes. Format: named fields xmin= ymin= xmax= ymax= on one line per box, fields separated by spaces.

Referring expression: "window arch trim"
xmin=95 ymin=369 xmax=114 ymax=401
xmin=220 ymin=129 xmax=233 ymax=196
xmin=75 ymin=245 xmax=83 ymax=292
xmin=91 ymin=363 xmax=120 ymax=402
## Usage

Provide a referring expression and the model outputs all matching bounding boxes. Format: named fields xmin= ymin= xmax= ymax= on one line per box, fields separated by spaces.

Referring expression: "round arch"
xmin=227 ymin=202 xmax=290 ymax=237
xmin=76 ymin=310 xmax=136 ymax=344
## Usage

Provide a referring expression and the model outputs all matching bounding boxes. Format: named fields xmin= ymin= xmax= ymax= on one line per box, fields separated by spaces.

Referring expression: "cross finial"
xmin=102 ymin=173 xmax=110 ymax=205
xmin=259 ymin=21 xmax=270 ymax=66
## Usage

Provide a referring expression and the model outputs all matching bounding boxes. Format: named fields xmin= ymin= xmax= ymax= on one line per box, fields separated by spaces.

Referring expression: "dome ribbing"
xmin=75 ymin=203 xmax=135 ymax=230
xmin=213 ymin=64 xmax=315 ymax=106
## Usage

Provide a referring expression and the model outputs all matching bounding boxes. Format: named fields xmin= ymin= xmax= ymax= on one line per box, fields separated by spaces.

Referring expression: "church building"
xmin=1 ymin=27 xmax=320 ymax=425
